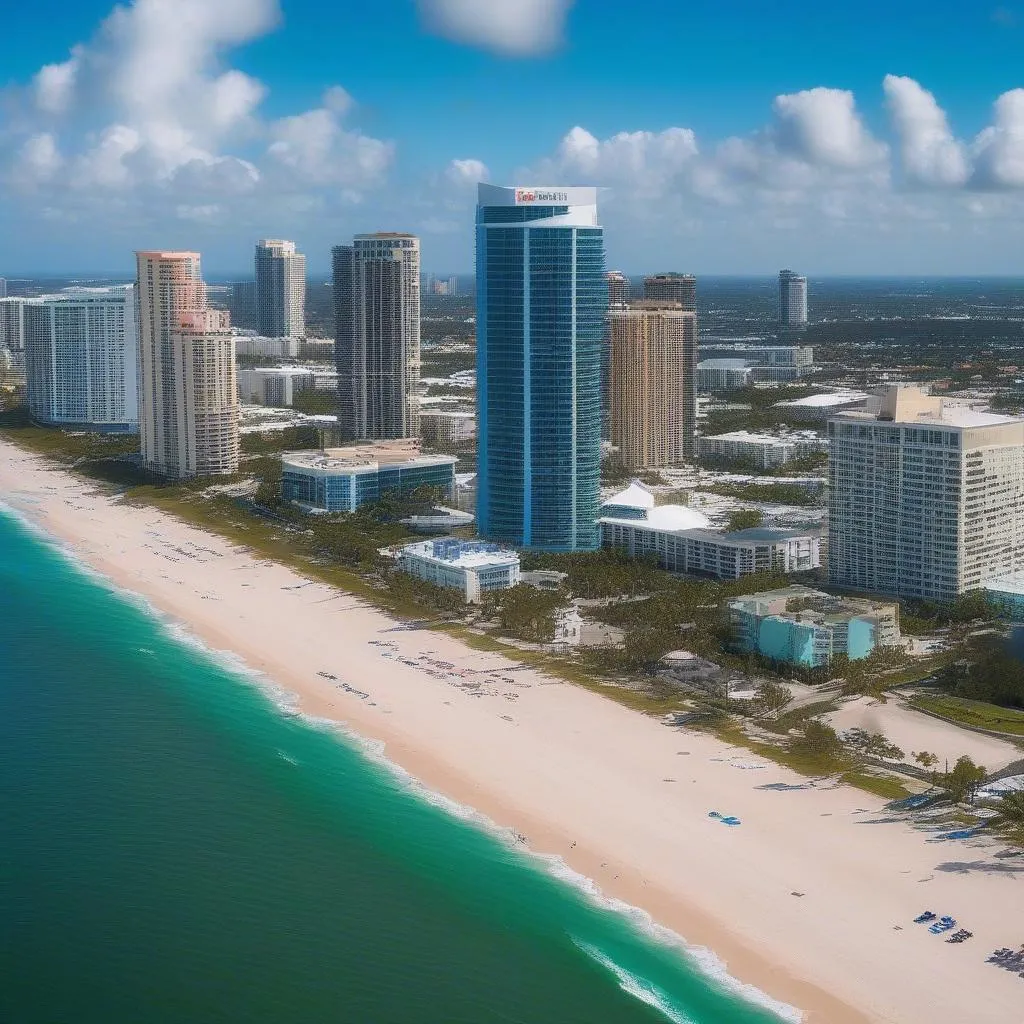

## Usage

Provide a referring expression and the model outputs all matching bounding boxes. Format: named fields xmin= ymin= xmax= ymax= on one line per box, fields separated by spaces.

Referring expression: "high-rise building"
xmin=255 ymin=240 xmax=306 ymax=338
xmin=23 ymin=286 xmax=138 ymax=432
xmin=136 ymin=251 xmax=239 ymax=479
xmin=0 ymin=297 xmax=32 ymax=351
xmin=828 ymin=385 xmax=1024 ymax=601
xmin=606 ymin=270 xmax=630 ymax=306
xmin=779 ymin=269 xmax=808 ymax=326
xmin=644 ymin=273 xmax=696 ymax=312
xmin=446 ymin=275 xmax=459 ymax=297
xmin=0 ymin=278 xmax=7 ymax=299
xmin=475 ymin=184 xmax=606 ymax=551
xmin=227 ymin=281 xmax=256 ymax=331
xmin=608 ymin=301 xmax=697 ymax=468
xmin=332 ymin=233 xmax=421 ymax=440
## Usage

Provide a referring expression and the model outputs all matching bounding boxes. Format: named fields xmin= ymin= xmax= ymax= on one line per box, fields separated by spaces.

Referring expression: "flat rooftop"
xmin=283 ymin=440 xmax=457 ymax=473
xmin=776 ymin=391 xmax=868 ymax=408
xmin=702 ymin=430 xmax=801 ymax=446
xmin=401 ymin=539 xmax=519 ymax=569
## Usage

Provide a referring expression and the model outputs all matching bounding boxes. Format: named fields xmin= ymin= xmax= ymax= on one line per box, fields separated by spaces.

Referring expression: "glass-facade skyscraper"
xmin=475 ymin=184 xmax=607 ymax=551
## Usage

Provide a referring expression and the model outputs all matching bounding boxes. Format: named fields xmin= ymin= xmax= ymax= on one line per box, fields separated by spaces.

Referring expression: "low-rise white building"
xmin=698 ymin=430 xmax=827 ymax=468
xmin=420 ymin=409 xmax=476 ymax=445
xmin=238 ymin=366 xmax=338 ymax=407
xmin=775 ymin=391 xmax=868 ymax=422
xmin=396 ymin=539 xmax=521 ymax=603
xmin=233 ymin=334 xmax=301 ymax=359
xmin=599 ymin=481 xmax=821 ymax=579
xmin=697 ymin=358 xmax=754 ymax=392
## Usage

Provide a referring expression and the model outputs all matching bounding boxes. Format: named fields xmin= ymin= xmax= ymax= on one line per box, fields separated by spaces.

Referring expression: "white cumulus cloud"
xmin=415 ymin=0 xmax=575 ymax=55
xmin=445 ymin=158 xmax=489 ymax=186
xmin=884 ymin=75 xmax=968 ymax=186
xmin=972 ymin=89 xmax=1024 ymax=188
xmin=34 ymin=50 xmax=82 ymax=115
xmin=771 ymin=87 xmax=888 ymax=169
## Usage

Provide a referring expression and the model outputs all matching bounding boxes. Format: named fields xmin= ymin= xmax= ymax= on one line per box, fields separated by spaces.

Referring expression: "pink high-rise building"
xmin=136 ymin=251 xmax=239 ymax=478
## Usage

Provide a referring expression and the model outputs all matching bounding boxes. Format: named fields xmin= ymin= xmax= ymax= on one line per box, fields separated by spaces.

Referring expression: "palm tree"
xmin=988 ymin=791 xmax=1024 ymax=844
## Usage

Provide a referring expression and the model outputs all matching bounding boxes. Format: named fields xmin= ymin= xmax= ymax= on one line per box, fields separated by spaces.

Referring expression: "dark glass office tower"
xmin=475 ymin=185 xmax=606 ymax=551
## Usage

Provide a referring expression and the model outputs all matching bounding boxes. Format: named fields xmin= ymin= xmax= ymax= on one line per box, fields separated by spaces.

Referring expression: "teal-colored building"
xmin=281 ymin=441 xmax=457 ymax=514
xmin=729 ymin=585 xmax=900 ymax=669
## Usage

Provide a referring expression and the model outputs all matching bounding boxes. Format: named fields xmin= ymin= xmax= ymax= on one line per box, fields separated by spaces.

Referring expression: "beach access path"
xmin=2 ymin=440 xmax=1022 ymax=1024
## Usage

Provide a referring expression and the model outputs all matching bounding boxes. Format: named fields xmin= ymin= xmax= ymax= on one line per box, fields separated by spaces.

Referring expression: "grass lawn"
xmin=912 ymin=694 xmax=1024 ymax=737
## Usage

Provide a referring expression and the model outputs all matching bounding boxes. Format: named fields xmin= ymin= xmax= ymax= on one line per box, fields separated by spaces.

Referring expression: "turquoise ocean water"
xmin=0 ymin=506 xmax=795 ymax=1024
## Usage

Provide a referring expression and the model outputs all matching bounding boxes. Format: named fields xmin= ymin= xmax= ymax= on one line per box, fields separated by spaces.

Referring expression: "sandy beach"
xmin=2 ymin=439 xmax=1022 ymax=1024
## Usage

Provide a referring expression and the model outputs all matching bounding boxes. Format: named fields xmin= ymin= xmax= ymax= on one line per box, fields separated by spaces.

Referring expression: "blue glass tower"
xmin=476 ymin=185 xmax=607 ymax=551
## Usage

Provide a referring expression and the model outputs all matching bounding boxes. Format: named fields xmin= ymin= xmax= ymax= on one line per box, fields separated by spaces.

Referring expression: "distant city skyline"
xmin=4 ymin=2 xmax=1024 ymax=274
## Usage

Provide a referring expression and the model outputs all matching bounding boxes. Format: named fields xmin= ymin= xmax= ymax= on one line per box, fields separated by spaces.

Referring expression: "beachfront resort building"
xmin=23 ymin=286 xmax=138 ymax=432
xmin=728 ymin=585 xmax=901 ymax=669
xmin=608 ymin=301 xmax=697 ymax=467
xmin=255 ymin=239 xmax=306 ymax=339
xmin=476 ymin=184 xmax=606 ymax=552
xmin=698 ymin=430 xmax=827 ymax=469
xmin=599 ymin=481 xmax=821 ymax=579
xmin=281 ymin=439 xmax=457 ymax=513
xmin=395 ymin=539 xmax=521 ymax=603
xmin=332 ymin=233 xmax=421 ymax=440
xmin=828 ymin=385 xmax=1024 ymax=601
xmin=136 ymin=251 xmax=239 ymax=479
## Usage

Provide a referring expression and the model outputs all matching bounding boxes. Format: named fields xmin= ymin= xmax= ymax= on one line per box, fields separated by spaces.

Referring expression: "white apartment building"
xmin=779 ymin=270 xmax=808 ymax=325
xmin=237 ymin=366 xmax=338 ymax=407
xmin=419 ymin=409 xmax=476 ymax=445
xmin=698 ymin=430 xmax=827 ymax=468
xmin=0 ymin=296 xmax=33 ymax=351
xmin=136 ymin=251 xmax=239 ymax=479
xmin=395 ymin=539 xmax=521 ymax=603
xmin=23 ymin=286 xmax=138 ymax=432
xmin=828 ymin=385 xmax=1024 ymax=601
xmin=255 ymin=240 xmax=306 ymax=338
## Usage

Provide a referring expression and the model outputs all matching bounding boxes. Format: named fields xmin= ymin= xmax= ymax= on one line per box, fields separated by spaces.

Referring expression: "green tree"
xmin=487 ymin=584 xmax=564 ymax=642
xmin=755 ymin=680 xmax=792 ymax=719
xmin=842 ymin=728 xmax=905 ymax=764
xmin=987 ymin=791 xmax=1024 ymax=844
xmin=726 ymin=508 xmax=764 ymax=533
xmin=942 ymin=755 xmax=987 ymax=804
xmin=790 ymin=719 xmax=845 ymax=761
xmin=913 ymin=750 xmax=939 ymax=771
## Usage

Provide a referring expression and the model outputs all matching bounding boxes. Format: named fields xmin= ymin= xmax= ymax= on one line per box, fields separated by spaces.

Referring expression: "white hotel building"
xmin=828 ymin=385 xmax=1024 ymax=601
xmin=599 ymin=481 xmax=821 ymax=580
xmin=23 ymin=287 xmax=139 ymax=432
xmin=396 ymin=539 xmax=521 ymax=603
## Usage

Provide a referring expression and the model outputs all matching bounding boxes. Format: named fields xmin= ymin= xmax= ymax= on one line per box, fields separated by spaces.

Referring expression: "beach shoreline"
xmin=2 ymin=439 xmax=1021 ymax=1024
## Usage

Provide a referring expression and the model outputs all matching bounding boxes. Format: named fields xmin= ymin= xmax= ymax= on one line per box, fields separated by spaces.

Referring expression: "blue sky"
xmin=3 ymin=0 xmax=1024 ymax=275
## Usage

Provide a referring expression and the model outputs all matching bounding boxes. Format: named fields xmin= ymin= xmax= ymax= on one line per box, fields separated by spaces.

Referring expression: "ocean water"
xmin=0 ymin=507 xmax=794 ymax=1024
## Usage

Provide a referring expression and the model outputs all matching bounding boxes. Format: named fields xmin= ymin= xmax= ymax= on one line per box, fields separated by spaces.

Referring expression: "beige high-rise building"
xmin=829 ymin=385 xmax=1024 ymax=601
xmin=136 ymin=251 xmax=239 ymax=479
xmin=608 ymin=301 xmax=697 ymax=469
xmin=606 ymin=270 xmax=630 ymax=306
